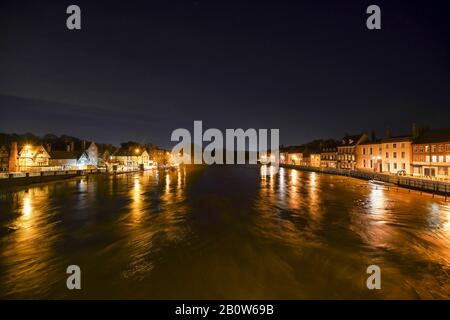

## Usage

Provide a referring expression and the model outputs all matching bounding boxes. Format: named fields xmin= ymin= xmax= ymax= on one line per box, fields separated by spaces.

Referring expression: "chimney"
xmin=412 ymin=123 xmax=419 ymax=139
xmin=9 ymin=142 xmax=18 ymax=172
xmin=370 ymin=130 xmax=376 ymax=141
xmin=385 ymin=127 xmax=392 ymax=139
xmin=82 ymin=140 xmax=86 ymax=150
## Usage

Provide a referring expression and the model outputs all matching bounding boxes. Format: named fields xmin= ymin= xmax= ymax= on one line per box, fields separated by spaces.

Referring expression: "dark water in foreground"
xmin=0 ymin=166 xmax=449 ymax=299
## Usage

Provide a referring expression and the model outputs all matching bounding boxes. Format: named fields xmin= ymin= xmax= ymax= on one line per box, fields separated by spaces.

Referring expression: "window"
xmin=413 ymin=146 xmax=418 ymax=153
xmin=438 ymin=155 xmax=444 ymax=162
xmin=401 ymin=143 xmax=405 ymax=148
xmin=446 ymin=144 xmax=450 ymax=152
xmin=386 ymin=144 xmax=389 ymax=149
xmin=394 ymin=163 xmax=397 ymax=169
xmin=393 ymin=143 xmax=397 ymax=148
xmin=446 ymin=155 xmax=450 ymax=163
xmin=402 ymin=163 xmax=406 ymax=170
xmin=432 ymin=155 xmax=437 ymax=162
xmin=370 ymin=148 xmax=373 ymax=155
xmin=437 ymin=145 xmax=443 ymax=152
xmin=386 ymin=152 xmax=389 ymax=158
xmin=426 ymin=155 xmax=430 ymax=162
xmin=401 ymin=152 xmax=405 ymax=159
xmin=419 ymin=145 xmax=424 ymax=152
xmin=393 ymin=152 xmax=397 ymax=159
xmin=425 ymin=145 xmax=429 ymax=152
xmin=363 ymin=160 xmax=366 ymax=168
xmin=363 ymin=148 xmax=366 ymax=155
xmin=431 ymin=145 xmax=436 ymax=153
xmin=370 ymin=160 xmax=373 ymax=168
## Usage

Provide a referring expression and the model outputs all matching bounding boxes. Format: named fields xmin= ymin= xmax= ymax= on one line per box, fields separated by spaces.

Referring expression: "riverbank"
xmin=0 ymin=169 xmax=109 ymax=187
xmin=280 ymin=163 xmax=450 ymax=199
xmin=0 ymin=166 xmax=178 ymax=188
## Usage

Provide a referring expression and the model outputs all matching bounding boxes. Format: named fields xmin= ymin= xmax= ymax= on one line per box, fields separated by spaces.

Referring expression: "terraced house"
xmin=355 ymin=140 xmax=382 ymax=172
xmin=380 ymin=136 xmax=412 ymax=175
xmin=337 ymin=133 xmax=368 ymax=170
xmin=0 ymin=145 xmax=9 ymax=172
xmin=412 ymin=129 xmax=450 ymax=179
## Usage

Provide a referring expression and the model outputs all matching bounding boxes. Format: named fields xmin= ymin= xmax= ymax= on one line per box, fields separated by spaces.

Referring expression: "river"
xmin=0 ymin=165 xmax=449 ymax=299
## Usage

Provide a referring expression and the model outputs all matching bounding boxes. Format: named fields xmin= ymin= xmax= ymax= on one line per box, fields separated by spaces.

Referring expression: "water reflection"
xmin=0 ymin=166 xmax=449 ymax=299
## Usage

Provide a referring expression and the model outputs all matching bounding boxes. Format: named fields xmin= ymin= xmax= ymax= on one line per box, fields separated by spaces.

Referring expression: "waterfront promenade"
xmin=280 ymin=164 xmax=450 ymax=199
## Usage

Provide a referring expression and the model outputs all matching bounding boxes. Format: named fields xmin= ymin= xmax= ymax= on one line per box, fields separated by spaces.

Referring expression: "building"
xmin=148 ymin=146 xmax=169 ymax=166
xmin=48 ymin=151 xmax=78 ymax=169
xmin=8 ymin=142 xmax=18 ymax=172
xmin=411 ymin=129 xmax=450 ymax=179
xmin=280 ymin=146 xmax=304 ymax=165
xmin=111 ymin=147 xmax=150 ymax=170
xmin=380 ymin=136 xmax=412 ymax=175
xmin=17 ymin=145 xmax=50 ymax=171
xmin=98 ymin=149 xmax=111 ymax=168
xmin=337 ymin=134 xmax=368 ymax=170
xmin=310 ymin=153 xmax=321 ymax=167
xmin=320 ymin=145 xmax=338 ymax=168
xmin=355 ymin=141 xmax=382 ymax=172
xmin=48 ymin=141 xmax=99 ymax=170
xmin=0 ymin=145 xmax=9 ymax=172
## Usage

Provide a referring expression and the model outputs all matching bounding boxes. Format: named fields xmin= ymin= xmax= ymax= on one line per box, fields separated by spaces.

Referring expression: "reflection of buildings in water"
xmin=129 ymin=175 xmax=143 ymax=221
xmin=3 ymin=186 xmax=55 ymax=295
xmin=287 ymin=169 xmax=300 ymax=208
xmin=23 ymin=193 xmax=32 ymax=218
xmin=444 ymin=204 xmax=450 ymax=233
xmin=369 ymin=188 xmax=386 ymax=216
xmin=78 ymin=178 xmax=87 ymax=192
xmin=165 ymin=172 xmax=170 ymax=194
xmin=307 ymin=172 xmax=320 ymax=219
xmin=124 ymin=170 xmax=189 ymax=280
xmin=278 ymin=167 xmax=285 ymax=201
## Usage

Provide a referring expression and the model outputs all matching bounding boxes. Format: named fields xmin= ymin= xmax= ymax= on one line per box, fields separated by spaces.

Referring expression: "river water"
xmin=0 ymin=166 xmax=449 ymax=299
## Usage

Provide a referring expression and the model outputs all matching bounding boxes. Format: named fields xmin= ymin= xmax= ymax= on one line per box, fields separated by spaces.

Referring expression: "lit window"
xmin=446 ymin=144 xmax=450 ymax=152
xmin=393 ymin=144 xmax=397 ymax=148
xmin=432 ymin=155 xmax=437 ymax=162
xmin=447 ymin=155 xmax=450 ymax=163
xmin=438 ymin=155 xmax=444 ymax=162
xmin=401 ymin=152 xmax=405 ymax=159
xmin=394 ymin=163 xmax=397 ymax=169
xmin=431 ymin=145 xmax=436 ymax=153
xmin=402 ymin=163 xmax=406 ymax=170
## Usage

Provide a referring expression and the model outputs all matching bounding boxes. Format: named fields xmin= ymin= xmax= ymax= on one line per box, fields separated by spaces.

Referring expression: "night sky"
xmin=0 ymin=0 xmax=449 ymax=148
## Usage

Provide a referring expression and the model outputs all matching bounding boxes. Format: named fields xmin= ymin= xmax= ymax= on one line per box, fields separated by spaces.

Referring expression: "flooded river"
xmin=0 ymin=166 xmax=449 ymax=299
